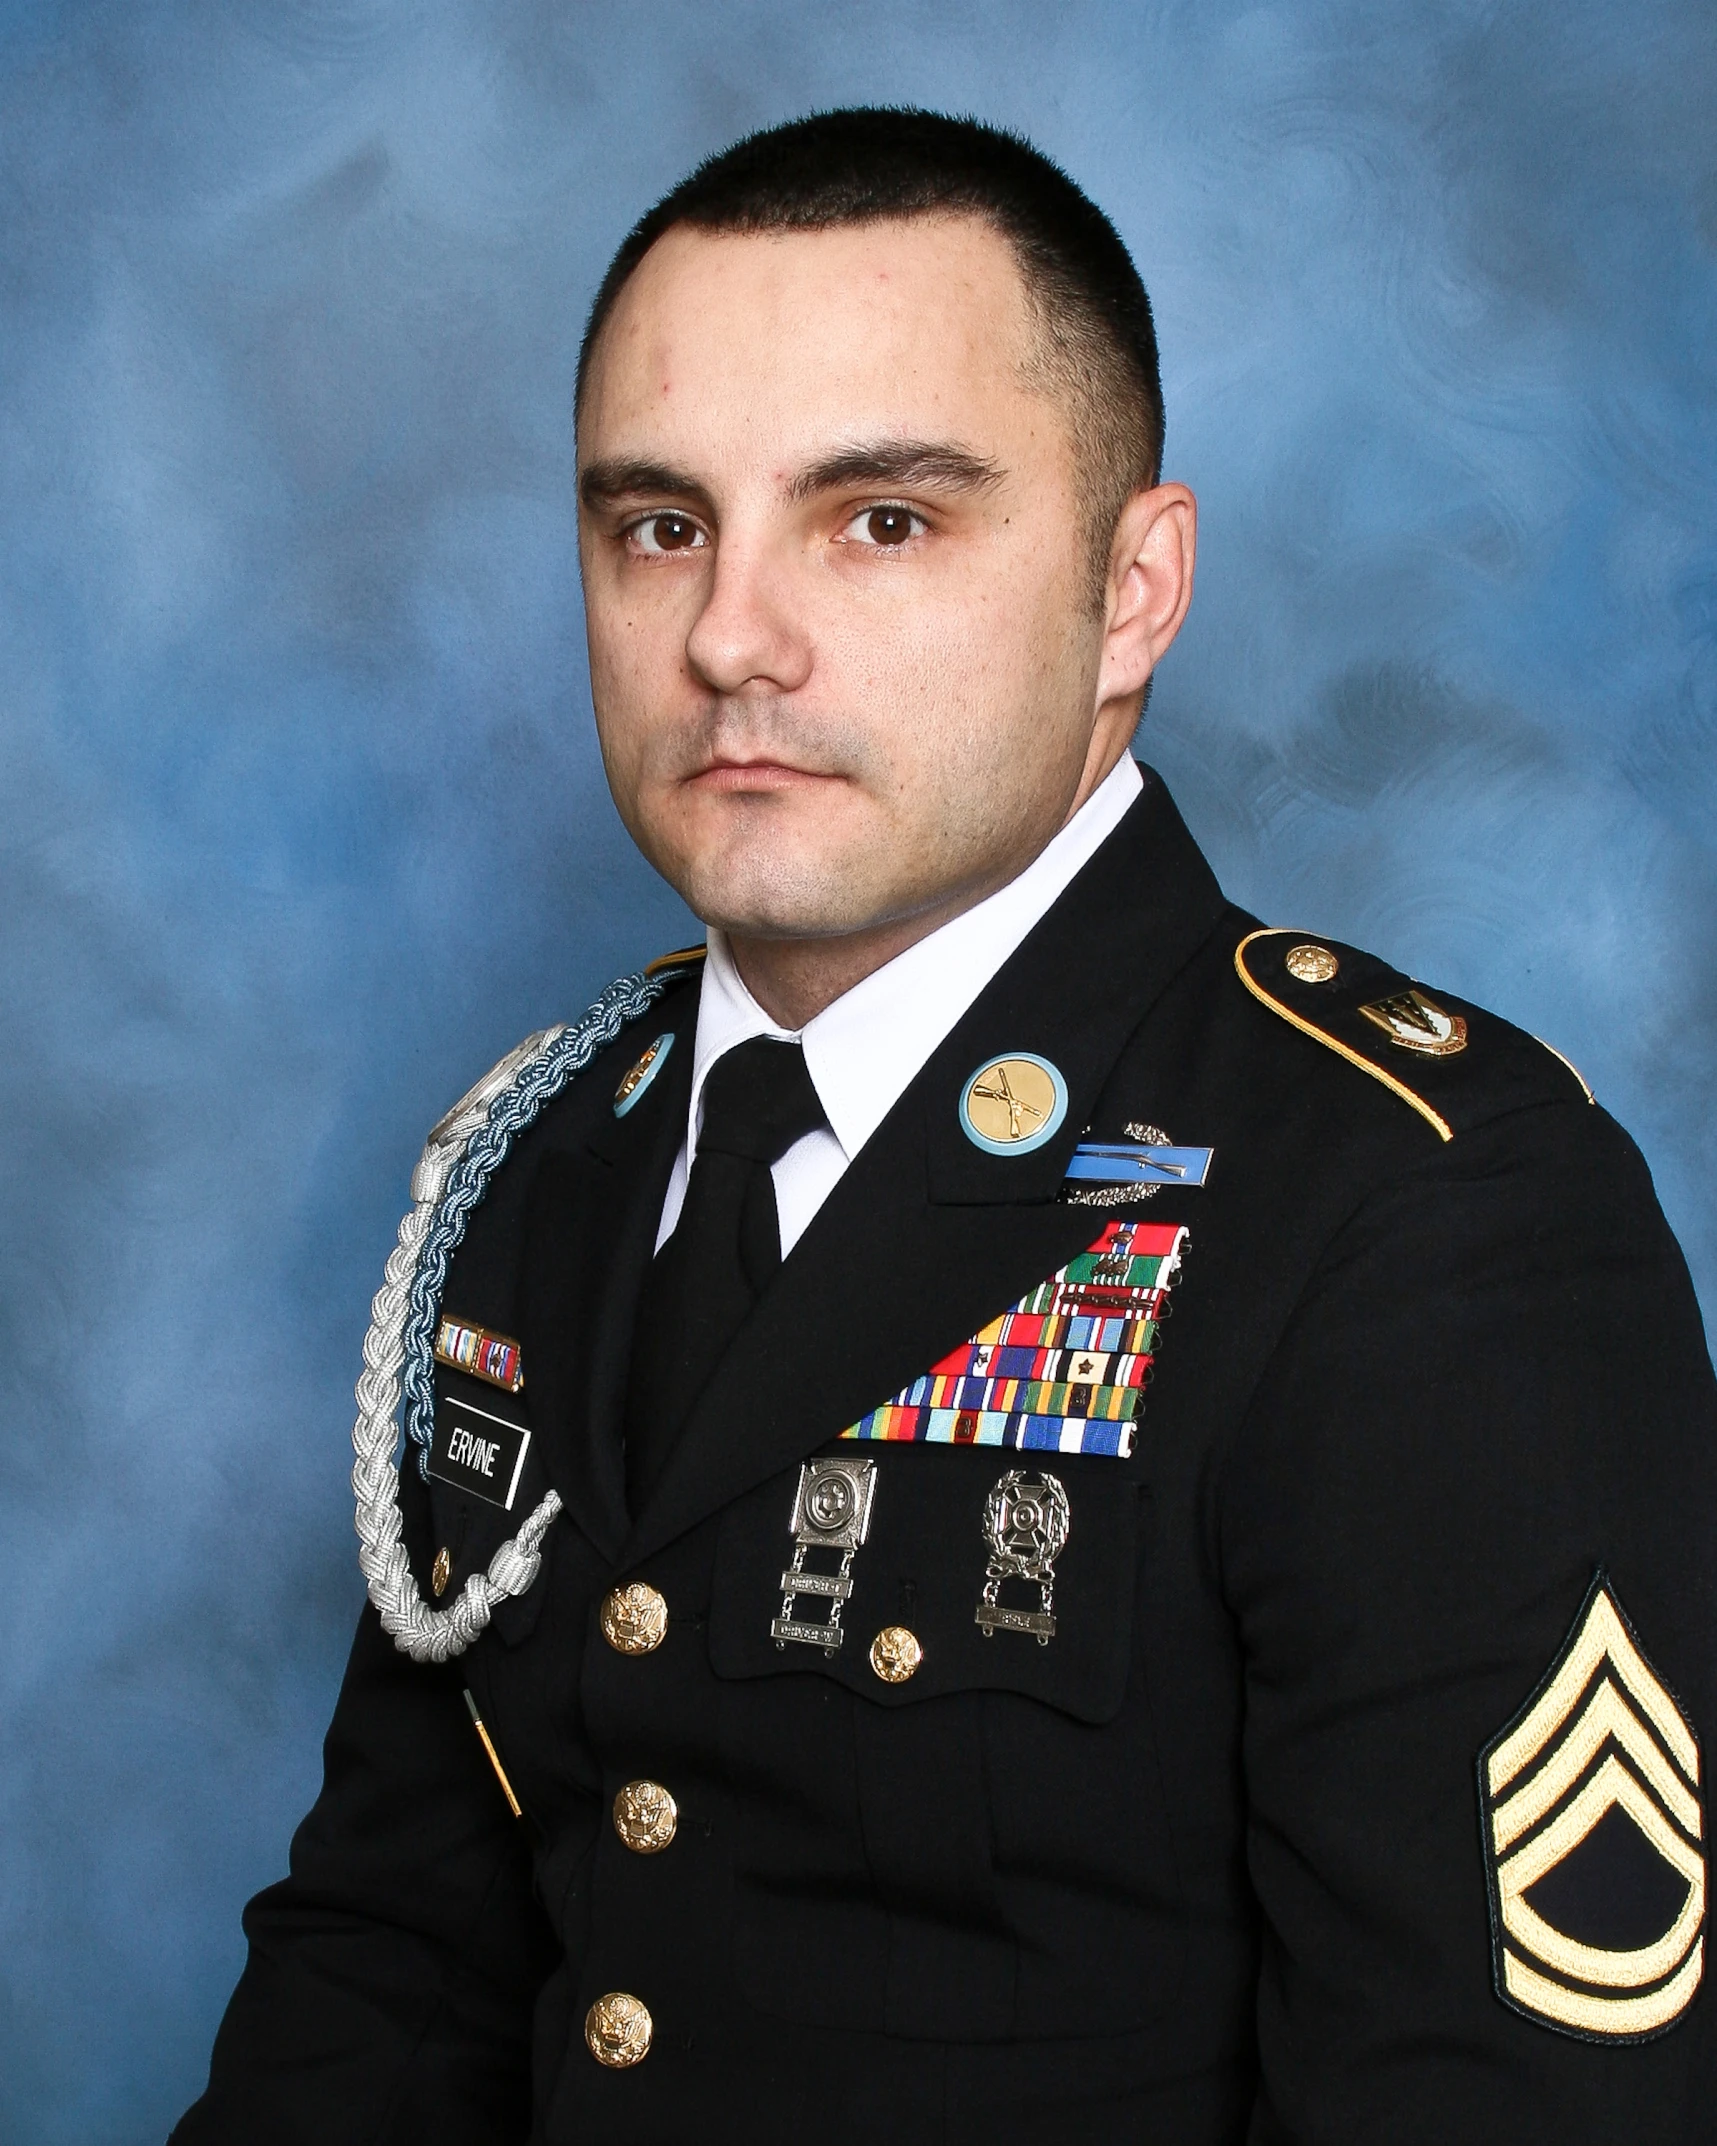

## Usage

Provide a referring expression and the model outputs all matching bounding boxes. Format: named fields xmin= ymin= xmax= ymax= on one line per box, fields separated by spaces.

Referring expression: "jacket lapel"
xmin=621 ymin=770 xmax=1229 ymax=1569
xmin=519 ymin=1018 xmax=694 ymax=1561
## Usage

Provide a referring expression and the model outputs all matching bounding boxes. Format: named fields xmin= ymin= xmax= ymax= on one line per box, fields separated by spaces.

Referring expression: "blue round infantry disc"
xmin=958 ymin=1051 xmax=1069 ymax=1156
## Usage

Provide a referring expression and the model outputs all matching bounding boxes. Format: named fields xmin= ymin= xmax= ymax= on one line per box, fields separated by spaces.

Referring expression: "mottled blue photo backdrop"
xmin=2 ymin=2 xmax=1712 ymax=2137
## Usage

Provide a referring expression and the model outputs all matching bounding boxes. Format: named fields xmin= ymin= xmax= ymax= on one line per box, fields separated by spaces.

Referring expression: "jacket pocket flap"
xmin=708 ymin=1443 xmax=1139 ymax=1724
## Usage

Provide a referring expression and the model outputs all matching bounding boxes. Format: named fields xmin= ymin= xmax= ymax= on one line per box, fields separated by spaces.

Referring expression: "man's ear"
xmin=1095 ymin=483 xmax=1197 ymax=715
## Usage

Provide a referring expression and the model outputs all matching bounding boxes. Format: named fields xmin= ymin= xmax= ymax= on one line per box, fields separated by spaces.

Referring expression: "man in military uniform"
xmin=176 ymin=111 xmax=1716 ymax=2143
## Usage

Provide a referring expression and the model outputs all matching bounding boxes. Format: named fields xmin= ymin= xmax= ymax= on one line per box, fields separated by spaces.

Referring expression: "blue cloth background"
xmin=1 ymin=2 xmax=1712 ymax=2136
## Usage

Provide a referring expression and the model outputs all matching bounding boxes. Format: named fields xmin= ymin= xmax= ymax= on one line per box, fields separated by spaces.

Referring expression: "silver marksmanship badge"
xmin=975 ymin=1469 xmax=1071 ymax=1644
xmin=773 ymin=1457 xmax=879 ymax=1654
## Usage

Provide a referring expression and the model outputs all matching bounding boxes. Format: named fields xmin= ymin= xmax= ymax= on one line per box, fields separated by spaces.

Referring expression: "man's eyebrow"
xmin=787 ymin=440 xmax=1005 ymax=503
xmin=578 ymin=459 xmax=711 ymax=511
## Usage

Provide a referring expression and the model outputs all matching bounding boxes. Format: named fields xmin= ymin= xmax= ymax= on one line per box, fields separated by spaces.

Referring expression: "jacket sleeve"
xmin=171 ymin=1469 xmax=558 ymax=2146
xmin=1222 ymin=1097 xmax=1717 ymax=2144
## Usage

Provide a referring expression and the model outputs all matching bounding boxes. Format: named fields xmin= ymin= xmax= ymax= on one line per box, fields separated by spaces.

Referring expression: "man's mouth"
xmin=686 ymin=758 xmax=839 ymax=794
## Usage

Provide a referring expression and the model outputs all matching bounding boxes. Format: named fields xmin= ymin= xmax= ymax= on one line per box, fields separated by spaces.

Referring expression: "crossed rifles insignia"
xmin=960 ymin=1053 xmax=1067 ymax=1156
xmin=971 ymin=1063 xmax=1044 ymax=1140
xmin=1478 ymin=1573 xmax=1705 ymax=2043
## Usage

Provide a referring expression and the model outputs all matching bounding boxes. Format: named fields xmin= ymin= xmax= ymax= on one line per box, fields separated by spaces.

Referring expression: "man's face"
xmin=577 ymin=214 xmax=1124 ymax=943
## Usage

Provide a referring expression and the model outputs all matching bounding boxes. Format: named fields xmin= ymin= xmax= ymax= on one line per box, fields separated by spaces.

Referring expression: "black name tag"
xmin=428 ymin=1395 xmax=531 ymax=1511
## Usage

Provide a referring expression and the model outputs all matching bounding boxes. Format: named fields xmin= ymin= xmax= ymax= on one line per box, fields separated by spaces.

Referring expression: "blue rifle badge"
xmin=1062 ymin=1118 xmax=1214 ymax=1204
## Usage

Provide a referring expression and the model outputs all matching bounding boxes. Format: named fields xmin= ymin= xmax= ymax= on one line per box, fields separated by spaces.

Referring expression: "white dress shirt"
xmin=656 ymin=753 xmax=1144 ymax=1256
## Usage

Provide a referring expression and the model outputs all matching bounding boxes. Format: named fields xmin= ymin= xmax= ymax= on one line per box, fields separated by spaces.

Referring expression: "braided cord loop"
xmin=352 ymin=970 xmax=668 ymax=1662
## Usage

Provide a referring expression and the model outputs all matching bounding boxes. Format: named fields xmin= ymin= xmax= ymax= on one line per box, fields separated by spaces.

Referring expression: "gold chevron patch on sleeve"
xmin=1479 ymin=1572 xmax=1705 ymax=2042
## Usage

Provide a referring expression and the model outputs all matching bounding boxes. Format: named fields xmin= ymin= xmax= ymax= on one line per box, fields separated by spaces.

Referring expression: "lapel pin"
xmin=613 ymin=1032 xmax=676 ymax=1115
xmin=960 ymin=1052 xmax=1068 ymax=1156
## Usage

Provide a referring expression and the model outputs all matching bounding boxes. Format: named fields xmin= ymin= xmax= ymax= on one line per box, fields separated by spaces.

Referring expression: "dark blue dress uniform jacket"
xmin=175 ymin=768 xmax=1717 ymax=2143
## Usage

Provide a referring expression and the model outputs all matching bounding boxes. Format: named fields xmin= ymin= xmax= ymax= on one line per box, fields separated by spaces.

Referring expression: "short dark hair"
xmin=576 ymin=108 xmax=1164 ymax=592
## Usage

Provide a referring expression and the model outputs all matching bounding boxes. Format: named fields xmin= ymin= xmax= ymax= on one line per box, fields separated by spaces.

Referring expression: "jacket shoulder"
xmin=412 ymin=953 xmax=703 ymax=1199
xmin=1232 ymin=927 xmax=1593 ymax=1144
xmin=644 ymin=941 xmax=709 ymax=978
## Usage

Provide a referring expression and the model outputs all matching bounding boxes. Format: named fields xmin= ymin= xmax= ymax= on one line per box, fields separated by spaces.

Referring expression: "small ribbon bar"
xmin=1063 ymin=1141 xmax=1213 ymax=1188
xmin=435 ymin=1316 xmax=524 ymax=1394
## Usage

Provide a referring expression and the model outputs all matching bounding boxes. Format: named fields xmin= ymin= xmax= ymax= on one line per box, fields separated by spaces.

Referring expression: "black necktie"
xmin=624 ymin=1036 xmax=826 ymax=1512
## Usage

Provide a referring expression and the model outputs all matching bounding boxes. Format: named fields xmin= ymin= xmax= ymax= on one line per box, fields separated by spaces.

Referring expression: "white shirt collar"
xmin=683 ymin=753 xmax=1143 ymax=1167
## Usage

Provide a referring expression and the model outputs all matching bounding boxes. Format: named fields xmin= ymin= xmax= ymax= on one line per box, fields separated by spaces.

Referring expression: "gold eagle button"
xmin=1285 ymin=942 xmax=1339 ymax=984
xmin=584 ymin=1991 xmax=652 ymax=2067
xmin=870 ymin=1627 xmax=923 ymax=1683
xmin=613 ymin=1779 xmax=678 ymax=1853
xmin=601 ymin=1583 xmax=668 ymax=1655
xmin=431 ymin=1547 xmax=452 ymax=1599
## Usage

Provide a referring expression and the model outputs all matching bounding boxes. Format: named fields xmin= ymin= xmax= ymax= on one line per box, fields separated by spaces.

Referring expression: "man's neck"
xmin=726 ymin=897 xmax=987 ymax=1032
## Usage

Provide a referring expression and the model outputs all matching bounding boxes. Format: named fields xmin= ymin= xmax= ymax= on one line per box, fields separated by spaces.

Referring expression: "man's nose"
xmin=683 ymin=534 xmax=813 ymax=697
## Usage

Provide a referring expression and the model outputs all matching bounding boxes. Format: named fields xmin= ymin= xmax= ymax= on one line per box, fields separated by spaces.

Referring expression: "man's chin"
xmin=674 ymin=865 xmax=900 ymax=944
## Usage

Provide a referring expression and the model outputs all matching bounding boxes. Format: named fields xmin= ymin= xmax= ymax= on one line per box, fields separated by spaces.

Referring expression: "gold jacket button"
xmin=584 ymin=1991 xmax=652 ymax=2068
xmin=1285 ymin=942 xmax=1340 ymax=984
xmin=430 ymin=1547 xmax=452 ymax=1598
xmin=600 ymin=1583 xmax=668 ymax=1655
xmin=613 ymin=1779 xmax=678 ymax=1853
xmin=870 ymin=1626 xmax=923 ymax=1683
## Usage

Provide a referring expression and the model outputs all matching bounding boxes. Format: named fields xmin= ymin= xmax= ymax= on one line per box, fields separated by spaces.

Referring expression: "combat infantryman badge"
xmin=975 ymin=1469 xmax=1070 ymax=1643
xmin=1478 ymin=1571 xmax=1705 ymax=2042
xmin=773 ymin=1457 xmax=879 ymax=1653
xmin=1062 ymin=1132 xmax=1213 ymax=1202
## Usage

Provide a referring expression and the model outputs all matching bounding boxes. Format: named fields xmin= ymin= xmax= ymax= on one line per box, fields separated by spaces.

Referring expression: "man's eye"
xmin=843 ymin=504 xmax=925 ymax=548
xmin=627 ymin=513 xmax=707 ymax=554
